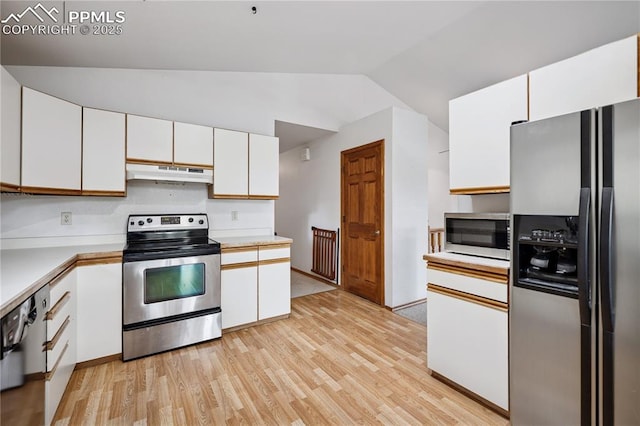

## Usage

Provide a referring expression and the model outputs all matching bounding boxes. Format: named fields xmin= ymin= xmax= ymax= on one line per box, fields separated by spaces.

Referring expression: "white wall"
xmin=389 ymin=108 xmax=430 ymax=306
xmin=426 ymin=122 xmax=457 ymax=228
xmin=276 ymin=106 xmax=429 ymax=308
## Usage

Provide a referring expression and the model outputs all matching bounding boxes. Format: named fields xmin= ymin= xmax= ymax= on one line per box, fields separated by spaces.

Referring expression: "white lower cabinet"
xmin=221 ymin=244 xmax=291 ymax=330
xmin=76 ymin=263 xmax=122 ymax=362
xmin=258 ymin=245 xmax=291 ymax=320
xmin=221 ymin=265 xmax=258 ymax=329
xmin=427 ymin=289 xmax=508 ymax=411
xmin=425 ymin=257 xmax=509 ymax=413
xmin=45 ymin=268 xmax=77 ymax=426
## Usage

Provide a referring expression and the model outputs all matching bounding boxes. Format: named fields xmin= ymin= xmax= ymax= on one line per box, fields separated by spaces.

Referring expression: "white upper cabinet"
xmin=213 ymin=128 xmax=249 ymax=197
xmin=1 ymin=68 xmax=21 ymax=191
xmin=126 ymin=114 xmax=173 ymax=164
xmin=174 ymin=122 xmax=214 ymax=168
xmin=21 ymin=87 xmax=82 ymax=193
xmin=529 ymin=35 xmax=638 ymax=121
xmin=249 ymin=134 xmax=279 ymax=198
xmin=82 ymin=108 xmax=126 ymax=195
xmin=449 ymin=74 xmax=528 ymax=194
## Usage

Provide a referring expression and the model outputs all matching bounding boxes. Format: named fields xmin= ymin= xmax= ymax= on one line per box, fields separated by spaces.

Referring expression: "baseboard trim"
xmin=388 ymin=298 xmax=427 ymax=312
xmin=430 ymin=370 xmax=510 ymax=419
xmin=75 ymin=353 xmax=122 ymax=370
xmin=291 ymin=267 xmax=339 ymax=288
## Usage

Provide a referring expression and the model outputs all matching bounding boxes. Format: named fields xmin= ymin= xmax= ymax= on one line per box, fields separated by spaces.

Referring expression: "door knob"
xmin=372 ymin=230 xmax=380 ymax=236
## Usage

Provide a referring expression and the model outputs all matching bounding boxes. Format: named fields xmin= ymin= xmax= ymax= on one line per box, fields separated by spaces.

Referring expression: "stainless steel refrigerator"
xmin=509 ymin=98 xmax=639 ymax=425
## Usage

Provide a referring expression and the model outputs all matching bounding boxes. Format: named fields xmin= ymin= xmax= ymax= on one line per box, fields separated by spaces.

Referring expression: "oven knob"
xmin=146 ymin=218 xmax=153 ymax=223
xmin=199 ymin=219 xmax=204 ymax=225
xmin=188 ymin=217 xmax=194 ymax=223
xmin=130 ymin=221 xmax=134 ymax=226
xmin=138 ymin=220 xmax=144 ymax=226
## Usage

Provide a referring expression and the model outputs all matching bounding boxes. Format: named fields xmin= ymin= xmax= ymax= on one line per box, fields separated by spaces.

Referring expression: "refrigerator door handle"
xmin=577 ymin=187 xmax=591 ymax=326
xmin=600 ymin=186 xmax=615 ymax=332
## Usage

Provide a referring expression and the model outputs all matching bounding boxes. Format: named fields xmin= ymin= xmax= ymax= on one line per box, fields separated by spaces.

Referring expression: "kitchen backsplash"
xmin=0 ymin=181 xmax=274 ymax=241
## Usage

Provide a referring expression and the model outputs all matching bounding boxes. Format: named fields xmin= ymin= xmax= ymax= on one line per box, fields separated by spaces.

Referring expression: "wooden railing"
xmin=311 ymin=227 xmax=338 ymax=281
xmin=428 ymin=227 xmax=444 ymax=253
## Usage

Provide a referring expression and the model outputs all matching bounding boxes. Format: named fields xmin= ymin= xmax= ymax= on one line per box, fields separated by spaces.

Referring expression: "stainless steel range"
xmin=122 ymin=213 xmax=221 ymax=361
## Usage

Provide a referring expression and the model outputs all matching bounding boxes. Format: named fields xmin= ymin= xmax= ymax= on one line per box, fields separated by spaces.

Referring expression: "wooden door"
xmin=341 ymin=140 xmax=384 ymax=305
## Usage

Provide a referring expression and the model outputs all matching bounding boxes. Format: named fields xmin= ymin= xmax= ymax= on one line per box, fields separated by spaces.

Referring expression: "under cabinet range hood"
xmin=126 ymin=163 xmax=213 ymax=184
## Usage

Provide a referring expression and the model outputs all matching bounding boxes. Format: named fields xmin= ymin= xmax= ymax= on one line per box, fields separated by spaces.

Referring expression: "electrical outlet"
xmin=61 ymin=212 xmax=72 ymax=225
xmin=231 ymin=211 xmax=239 ymax=221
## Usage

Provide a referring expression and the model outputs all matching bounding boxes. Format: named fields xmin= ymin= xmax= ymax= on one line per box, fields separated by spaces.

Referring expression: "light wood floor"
xmin=54 ymin=290 xmax=508 ymax=425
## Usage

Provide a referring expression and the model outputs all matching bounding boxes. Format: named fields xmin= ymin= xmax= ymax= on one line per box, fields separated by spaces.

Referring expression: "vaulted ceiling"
xmin=2 ymin=1 xmax=639 ymax=133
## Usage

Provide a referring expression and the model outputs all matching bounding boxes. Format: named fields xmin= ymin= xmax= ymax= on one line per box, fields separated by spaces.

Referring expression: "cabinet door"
xmin=21 ymin=87 xmax=82 ymax=192
xmin=126 ymin=114 xmax=173 ymax=164
xmin=221 ymin=266 xmax=257 ymax=329
xmin=213 ymin=128 xmax=248 ymax=197
xmin=258 ymin=261 xmax=290 ymax=320
xmin=82 ymin=108 xmax=126 ymax=195
xmin=529 ymin=35 xmax=638 ymax=121
xmin=427 ymin=288 xmax=508 ymax=410
xmin=449 ymin=74 xmax=528 ymax=193
xmin=76 ymin=263 xmax=122 ymax=363
xmin=174 ymin=122 xmax=213 ymax=168
xmin=249 ymin=134 xmax=279 ymax=198
xmin=1 ymin=68 xmax=21 ymax=190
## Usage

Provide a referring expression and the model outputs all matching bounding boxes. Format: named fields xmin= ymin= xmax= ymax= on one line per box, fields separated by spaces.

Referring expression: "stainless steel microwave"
xmin=444 ymin=212 xmax=510 ymax=260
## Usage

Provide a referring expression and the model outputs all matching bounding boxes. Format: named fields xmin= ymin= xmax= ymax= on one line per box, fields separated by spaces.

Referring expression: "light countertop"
xmin=215 ymin=235 xmax=292 ymax=249
xmin=1 ymin=243 xmax=124 ymax=317
xmin=423 ymin=251 xmax=510 ymax=274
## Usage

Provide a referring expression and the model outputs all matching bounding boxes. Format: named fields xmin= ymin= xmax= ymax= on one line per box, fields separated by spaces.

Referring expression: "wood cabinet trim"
xmin=424 ymin=255 xmax=509 ymax=277
xmin=259 ymin=257 xmax=290 ymax=266
xmin=19 ymin=186 xmax=83 ymax=196
xmin=211 ymin=194 xmax=250 ymax=199
xmin=221 ymin=261 xmax=259 ymax=270
xmin=45 ymin=341 xmax=69 ymax=380
xmin=81 ymin=190 xmax=126 ymax=197
xmin=449 ymin=185 xmax=510 ymax=195
xmin=248 ymin=195 xmax=279 ymax=200
xmin=427 ymin=263 xmax=508 ymax=284
xmin=0 ymin=183 xmax=20 ymax=192
xmin=46 ymin=316 xmax=71 ymax=351
xmin=259 ymin=244 xmax=291 ymax=251
xmin=222 ymin=246 xmax=259 ymax=253
xmin=45 ymin=291 xmax=71 ymax=321
xmin=125 ymin=158 xmax=173 ymax=166
xmin=428 ymin=283 xmax=508 ymax=312
xmin=75 ymin=353 xmax=121 ymax=370
xmin=75 ymin=252 xmax=123 ymax=267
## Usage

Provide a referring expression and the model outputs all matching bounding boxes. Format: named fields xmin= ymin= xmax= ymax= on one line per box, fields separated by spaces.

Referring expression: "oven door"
xmin=123 ymin=253 xmax=221 ymax=326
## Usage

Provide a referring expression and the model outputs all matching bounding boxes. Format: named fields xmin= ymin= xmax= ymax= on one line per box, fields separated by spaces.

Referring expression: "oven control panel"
xmin=127 ymin=214 xmax=208 ymax=232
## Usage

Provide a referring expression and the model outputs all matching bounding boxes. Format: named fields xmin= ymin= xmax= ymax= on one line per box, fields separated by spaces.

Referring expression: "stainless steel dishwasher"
xmin=1 ymin=285 xmax=49 ymax=425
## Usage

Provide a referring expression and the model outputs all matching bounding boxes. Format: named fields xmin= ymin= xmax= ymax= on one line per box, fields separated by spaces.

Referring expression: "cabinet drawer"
xmin=50 ymin=269 xmax=75 ymax=305
xmin=221 ymin=247 xmax=258 ymax=265
xmin=46 ymin=292 xmax=72 ymax=340
xmin=45 ymin=339 xmax=75 ymax=425
xmin=427 ymin=265 xmax=507 ymax=303
xmin=46 ymin=316 xmax=71 ymax=372
xmin=258 ymin=245 xmax=290 ymax=261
